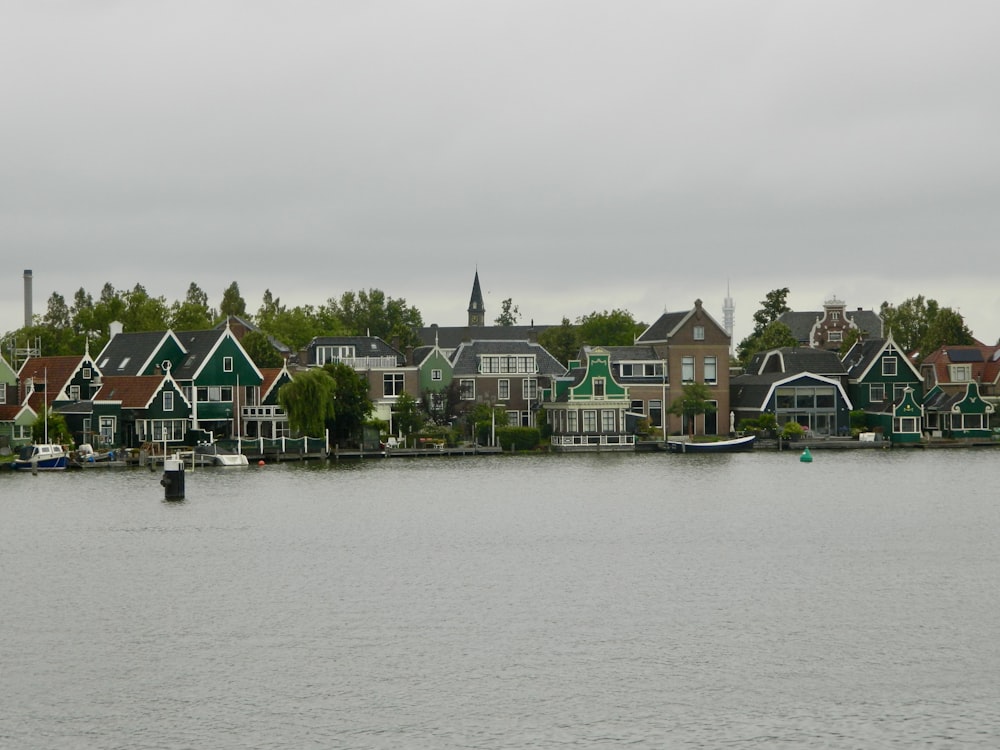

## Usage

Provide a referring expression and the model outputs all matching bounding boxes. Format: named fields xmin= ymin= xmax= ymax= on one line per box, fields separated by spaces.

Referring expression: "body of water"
xmin=2 ymin=449 xmax=999 ymax=748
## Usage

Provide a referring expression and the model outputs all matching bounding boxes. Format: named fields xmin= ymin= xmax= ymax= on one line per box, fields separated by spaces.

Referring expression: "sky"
xmin=3 ymin=1 xmax=1000 ymax=348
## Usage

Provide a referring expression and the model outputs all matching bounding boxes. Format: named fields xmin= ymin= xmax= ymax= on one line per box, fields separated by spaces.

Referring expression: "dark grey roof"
xmin=592 ymin=345 xmax=660 ymax=362
xmin=450 ymin=340 xmax=567 ymax=377
xmin=94 ymin=331 xmax=169 ymax=376
xmin=841 ymin=338 xmax=886 ymax=376
xmin=214 ymin=315 xmax=291 ymax=354
xmin=778 ymin=309 xmax=884 ymax=344
xmin=171 ymin=330 xmax=230 ymax=380
xmin=730 ymin=370 xmax=846 ymax=411
xmin=417 ymin=324 xmax=551 ymax=351
xmin=636 ymin=312 xmax=688 ymax=342
xmin=748 ymin=347 xmax=847 ymax=377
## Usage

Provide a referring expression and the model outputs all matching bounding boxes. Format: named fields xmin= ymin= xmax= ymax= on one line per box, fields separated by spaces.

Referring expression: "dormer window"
xmin=117 ymin=357 xmax=130 ymax=371
xmin=949 ymin=365 xmax=972 ymax=382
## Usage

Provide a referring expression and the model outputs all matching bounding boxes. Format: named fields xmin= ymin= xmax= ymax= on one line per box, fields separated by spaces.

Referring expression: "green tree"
xmin=170 ymin=282 xmax=215 ymax=330
xmin=668 ymin=382 xmax=718 ymax=437
xmin=740 ymin=321 xmax=798 ymax=365
xmin=737 ymin=288 xmax=793 ymax=364
xmin=121 ymin=284 xmax=170 ymax=332
xmin=576 ymin=309 xmax=643 ymax=346
xmin=494 ymin=297 xmax=521 ymax=326
xmin=323 ymin=362 xmax=374 ymax=446
xmin=44 ymin=292 xmax=71 ymax=329
xmin=537 ymin=317 xmax=581 ymax=366
xmin=242 ymin=330 xmax=285 ymax=368
xmin=33 ymin=407 xmax=73 ymax=446
xmin=880 ymin=296 xmax=975 ymax=355
xmin=277 ymin=368 xmax=337 ymax=437
xmin=220 ymin=281 xmax=247 ymax=318
xmin=393 ymin=392 xmax=424 ymax=445
xmin=328 ymin=289 xmax=423 ymax=349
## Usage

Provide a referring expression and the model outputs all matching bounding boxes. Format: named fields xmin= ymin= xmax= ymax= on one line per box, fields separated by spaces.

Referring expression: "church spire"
xmin=468 ymin=271 xmax=485 ymax=327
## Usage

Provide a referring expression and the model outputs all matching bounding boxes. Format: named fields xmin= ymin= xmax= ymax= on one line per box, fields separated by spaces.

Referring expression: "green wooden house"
xmin=414 ymin=335 xmax=455 ymax=422
xmin=842 ymin=334 xmax=924 ymax=440
xmin=542 ymin=347 xmax=634 ymax=451
xmin=91 ymin=374 xmax=192 ymax=450
xmin=96 ymin=323 xmax=263 ymax=440
xmin=922 ymin=381 xmax=995 ymax=439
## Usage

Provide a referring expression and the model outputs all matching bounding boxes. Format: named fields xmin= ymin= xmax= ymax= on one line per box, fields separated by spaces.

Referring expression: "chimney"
xmin=23 ymin=269 xmax=32 ymax=327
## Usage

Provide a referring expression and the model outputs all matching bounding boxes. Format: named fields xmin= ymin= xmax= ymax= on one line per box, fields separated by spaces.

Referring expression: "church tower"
xmin=468 ymin=271 xmax=485 ymax=327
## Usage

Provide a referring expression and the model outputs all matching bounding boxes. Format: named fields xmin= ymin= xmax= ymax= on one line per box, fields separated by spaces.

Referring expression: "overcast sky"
xmin=3 ymin=1 xmax=999 ymax=347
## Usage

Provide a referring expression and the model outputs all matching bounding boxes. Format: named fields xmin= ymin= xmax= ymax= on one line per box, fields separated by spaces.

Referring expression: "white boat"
xmin=12 ymin=443 xmax=69 ymax=471
xmin=663 ymin=434 xmax=757 ymax=453
xmin=193 ymin=443 xmax=250 ymax=467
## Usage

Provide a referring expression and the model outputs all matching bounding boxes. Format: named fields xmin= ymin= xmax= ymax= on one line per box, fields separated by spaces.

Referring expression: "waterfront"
xmin=2 ymin=450 xmax=1000 ymax=748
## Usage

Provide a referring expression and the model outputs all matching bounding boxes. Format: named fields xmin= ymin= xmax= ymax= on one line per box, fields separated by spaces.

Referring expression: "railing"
xmin=550 ymin=434 xmax=636 ymax=447
xmin=219 ymin=435 xmax=328 ymax=457
xmin=320 ymin=356 xmax=399 ymax=369
xmin=241 ymin=405 xmax=287 ymax=419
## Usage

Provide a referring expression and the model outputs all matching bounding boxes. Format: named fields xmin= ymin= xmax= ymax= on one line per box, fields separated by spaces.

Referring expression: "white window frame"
xmin=882 ymin=357 xmax=898 ymax=377
xmin=460 ymin=379 xmax=476 ymax=400
xmin=498 ymin=378 xmax=510 ymax=401
xmin=223 ymin=356 xmax=234 ymax=373
xmin=383 ymin=372 xmax=404 ymax=398
xmin=704 ymin=356 xmax=717 ymax=384
xmin=693 ymin=325 xmax=705 ymax=341
xmin=431 ymin=369 xmax=443 ymax=381
xmin=869 ymin=383 xmax=884 ymax=402
xmin=522 ymin=378 xmax=538 ymax=400
xmin=163 ymin=391 xmax=174 ymax=412
xmin=682 ymin=356 xmax=695 ymax=383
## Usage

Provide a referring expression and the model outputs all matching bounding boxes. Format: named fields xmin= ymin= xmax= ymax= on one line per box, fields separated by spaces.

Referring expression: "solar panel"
xmin=946 ymin=349 xmax=983 ymax=362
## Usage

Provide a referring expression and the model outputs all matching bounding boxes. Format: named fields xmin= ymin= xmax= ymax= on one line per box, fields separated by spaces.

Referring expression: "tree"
xmin=322 ymin=362 xmax=374 ymax=446
xmin=242 ymin=330 xmax=285 ymax=368
xmin=393 ymin=392 xmax=424 ymax=445
xmin=668 ymin=382 xmax=718 ymax=437
xmin=494 ymin=297 xmax=521 ymax=326
xmin=328 ymin=288 xmax=423 ymax=349
xmin=537 ymin=317 xmax=581 ymax=366
xmin=277 ymin=368 xmax=337 ymax=437
xmin=220 ymin=281 xmax=247 ymax=318
xmin=740 ymin=321 xmax=798 ymax=365
xmin=121 ymin=284 xmax=170 ymax=332
xmin=881 ymin=296 xmax=975 ymax=355
xmin=44 ymin=292 xmax=71 ymax=329
xmin=33 ymin=407 xmax=73 ymax=446
xmin=170 ymin=282 xmax=215 ymax=330
xmin=737 ymin=288 xmax=793 ymax=365
xmin=576 ymin=309 xmax=643 ymax=346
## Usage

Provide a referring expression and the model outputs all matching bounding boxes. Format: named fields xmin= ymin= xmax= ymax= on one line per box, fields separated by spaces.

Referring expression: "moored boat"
xmin=664 ymin=434 xmax=756 ymax=453
xmin=12 ymin=443 xmax=70 ymax=471
xmin=192 ymin=443 xmax=250 ymax=467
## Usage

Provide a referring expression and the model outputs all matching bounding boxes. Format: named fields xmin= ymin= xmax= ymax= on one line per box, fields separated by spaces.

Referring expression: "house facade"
xmin=634 ymin=299 xmax=731 ymax=436
xmin=544 ymin=348 xmax=634 ymax=450
xmin=778 ymin=297 xmax=883 ymax=350
xmin=450 ymin=339 xmax=567 ymax=428
xmin=731 ymin=347 xmax=853 ymax=436
xmin=842 ymin=334 xmax=924 ymax=441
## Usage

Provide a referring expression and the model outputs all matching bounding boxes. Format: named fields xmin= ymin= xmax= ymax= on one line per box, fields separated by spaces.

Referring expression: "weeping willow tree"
xmin=277 ymin=369 xmax=337 ymax=437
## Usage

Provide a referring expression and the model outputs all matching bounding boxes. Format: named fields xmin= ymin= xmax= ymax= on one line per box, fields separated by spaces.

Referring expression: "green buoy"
xmin=800 ymin=447 xmax=813 ymax=463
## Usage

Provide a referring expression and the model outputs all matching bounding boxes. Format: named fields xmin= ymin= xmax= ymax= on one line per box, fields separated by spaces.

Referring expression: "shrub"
xmin=496 ymin=426 xmax=541 ymax=451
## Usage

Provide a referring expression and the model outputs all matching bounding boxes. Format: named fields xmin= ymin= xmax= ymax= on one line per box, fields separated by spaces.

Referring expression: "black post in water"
xmin=160 ymin=458 xmax=185 ymax=500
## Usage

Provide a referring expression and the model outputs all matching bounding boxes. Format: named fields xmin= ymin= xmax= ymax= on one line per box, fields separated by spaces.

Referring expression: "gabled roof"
xmin=778 ymin=308 xmax=883 ymax=344
xmin=95 ymin=330 xmax=179 ymax=376
xmin=17 ymin=355 xmax=88 ymax=411
xmin=731 ymin=370 xmax=854 ymax=412
xmin=636 ymin=299 xmax=728 ymax=344
xmin=93 ymin=374 xmax=189 ymax=410
xmin=450 ymin=340 xmax=567 ymax=377
xmin=214 ymin=315 xmax=291 ymax=355
xmin=260 ymin=365 xmax=292 ymax=402
xmin=841 ymin=335 xmax=923 ymax=382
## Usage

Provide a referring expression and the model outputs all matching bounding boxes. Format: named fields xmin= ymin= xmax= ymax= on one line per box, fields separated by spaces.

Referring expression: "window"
xmin=506 ymin=410 xmax=520 ymax=424
xmin=649 ymin=399 xmax=662 ymax=427
xmin=962 ymin=414 xmax=984 ymax=430
xmin=582 ymin=410 xmax=597 ymax=432
xmin=893 ymin=384 xmax=907 ymax=402
xmin=431 ymin=369 xmax=443 ymax=381
xmin=630 ymin=399 xmax=644 ymax=414
xmin=593 ymin=378 xmax=605 ymax=398
xmin=567 ymin=411 xmax=578 ymax=432
xmin=99 ymin=417 xmax=116 ymax=446
xmin=831 ymin=311 xmax=841 ymax=320
xmin=69 ymin=385 xmax=81 ymax=400
xmin=383 ymin=373 xmax=405 ymax=397
xmin=949 ymin=365 xmax=972 ymax=382
xmin=882 ymin=357 xmax=898 ymax=376
xmin=163 ymin=391 xmax=174 ymax=412
xmin=682 ymin=356 xmax=695 ymax=383
xmin=0 ymin=387 xmax=6 ymax=405
xmin=223 ymin=356 xmax=234 ymax=373
xmin=693 ymin=325 xmax=705 ymax=341
xmin=117 ymin=357 xmax=130 ymax=371
xmin=82 ymin=367 xmax=92 ymax=379
xmin=869 ymin=383 xmax=884 ymax=402
xmin=479 ymin=355 xmax=537 ymax=374
xmin=196 ymin=386 xmax=233 ymax=402
xmin=522 ymin=378 xmax=538 ymax=400
xmin=704 ymin=356 xmax=717 ymax=384
xmin=460 ymin=379 xmax=475 ymax=400
xmin=601 ymin=410 xmax=616 ymax=432
xmin=895 ymin=416 xmax=919 ymax=434
xmin=498 ymin=379 xmax=510 ymax=400
xmin=828 ymin=331 xmax=842 ymax=342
